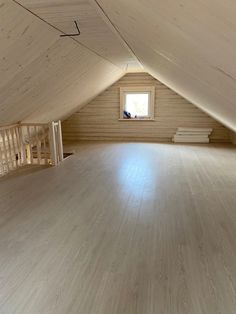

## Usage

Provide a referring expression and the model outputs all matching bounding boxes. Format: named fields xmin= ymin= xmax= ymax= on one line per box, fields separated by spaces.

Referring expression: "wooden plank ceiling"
xmin=17 ymin=0 xmax=142 ymax=71
xmin=0 ymin=0 xmax=140 ymax=124
xmin=93 ymin=0 xmax=236 ymax=131
xmin=1 ymin=0 xmax=236 ymax=130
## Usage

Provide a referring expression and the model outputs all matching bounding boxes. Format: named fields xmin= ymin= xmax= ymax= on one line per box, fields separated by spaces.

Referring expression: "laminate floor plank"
xmin=0 ymin=142 xmax=236 ymax=313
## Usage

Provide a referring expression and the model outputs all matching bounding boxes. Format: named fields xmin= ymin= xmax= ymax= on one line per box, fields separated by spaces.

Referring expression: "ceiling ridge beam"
xmin=12 ymin=0 xmax=125 ymax=71
xmin=90 ymin=0 xmax=143 ymax=71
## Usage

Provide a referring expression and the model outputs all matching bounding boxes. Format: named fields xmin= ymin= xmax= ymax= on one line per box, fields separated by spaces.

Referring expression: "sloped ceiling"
xmin=1 ymin=0 xmax=236 ymax=130
xmin=0 ymin=0 xmax=130 ymax=124
xmin=94 ymin=0 xmax=236 ymax=131
xmin=17 ymin=0 xmax=142 ymax=71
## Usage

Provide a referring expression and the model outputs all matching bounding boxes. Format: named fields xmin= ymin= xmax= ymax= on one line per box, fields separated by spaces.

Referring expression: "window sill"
xmin=119 ymin=118 xmax=155 ymax=121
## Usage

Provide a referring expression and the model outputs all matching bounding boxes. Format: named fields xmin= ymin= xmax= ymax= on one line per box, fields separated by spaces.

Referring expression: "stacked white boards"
xmin=173 ymin=128 xmax=213 ymax=143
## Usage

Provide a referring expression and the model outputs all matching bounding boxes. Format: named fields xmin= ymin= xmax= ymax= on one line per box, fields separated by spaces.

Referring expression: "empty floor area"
xmin=0 ymin=142 xmax=236 ymax=313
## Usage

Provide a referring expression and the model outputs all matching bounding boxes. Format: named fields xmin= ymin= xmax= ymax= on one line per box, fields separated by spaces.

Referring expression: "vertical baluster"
xmin=35 ymin=126 xmax=41 ymax=165
xmin=54 ymin=124 xmax=59 ymax=164
xmin=27 ymin=126 xmax=33 ymax=164
xmin=0 ymin=132 xmax=4 ymax=176
xmin=1 ymin=130 xmax=9 ymax=173
xmin=10 ymin=127 xmax=18 ymax=168
xmin=15 ymin=126 xmax=22 ymax=165
xmin=58 ymin=120 xmax=64 ymax=162
xmin=19 ymin=125 xmax=26 ymax=165
xmin=6 ymin=129 xmax=14 ymax=170
xmin=43 ymin=126 xmax=48 ymax=164
xmin=49 ymin=122 xmax=57 ymax=166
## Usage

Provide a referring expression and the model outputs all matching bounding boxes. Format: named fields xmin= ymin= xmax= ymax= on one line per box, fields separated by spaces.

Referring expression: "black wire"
xmin=60 ymin=20 xmax=81 ymax=37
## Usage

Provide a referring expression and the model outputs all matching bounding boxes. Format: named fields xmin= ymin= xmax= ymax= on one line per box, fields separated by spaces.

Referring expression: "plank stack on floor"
xmin=173 ymin=127 xmax=213 ymax=143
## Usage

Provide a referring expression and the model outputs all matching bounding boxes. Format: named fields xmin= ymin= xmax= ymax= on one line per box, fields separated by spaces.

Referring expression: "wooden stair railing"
xmin=0 ymin=121 xmax=64 ymax=177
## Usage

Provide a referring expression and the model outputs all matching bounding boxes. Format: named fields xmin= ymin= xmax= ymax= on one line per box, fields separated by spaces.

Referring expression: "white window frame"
xmin=120 ymin=86 xmax=155 ymax=120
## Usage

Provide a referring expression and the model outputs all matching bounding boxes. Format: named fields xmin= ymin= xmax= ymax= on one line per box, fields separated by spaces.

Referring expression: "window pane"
xmin=125 ymin=93 xmax=149 ymax=118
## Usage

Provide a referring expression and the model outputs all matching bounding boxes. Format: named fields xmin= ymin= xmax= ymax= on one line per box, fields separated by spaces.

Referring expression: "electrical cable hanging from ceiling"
xmin=60 ymin=20 xmax=81 ymax=37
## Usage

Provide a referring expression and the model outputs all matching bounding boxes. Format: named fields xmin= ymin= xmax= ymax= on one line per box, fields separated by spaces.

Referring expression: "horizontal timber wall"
xmin=62 ymin=73 xmax=230 ymax=142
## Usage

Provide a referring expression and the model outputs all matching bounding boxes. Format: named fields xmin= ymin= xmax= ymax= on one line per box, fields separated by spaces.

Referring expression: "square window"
xmin=120 ymin=87 xmax=155 ymax=120
xmin=125 ymin=93 xmax=149 ymax=118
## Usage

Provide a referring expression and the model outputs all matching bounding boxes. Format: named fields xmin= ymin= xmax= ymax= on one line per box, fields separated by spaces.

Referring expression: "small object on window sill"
xmin=119 ymin=118 xmax=155 ymax=121
xmin=123 ymin=110 xmax=132 ymax=119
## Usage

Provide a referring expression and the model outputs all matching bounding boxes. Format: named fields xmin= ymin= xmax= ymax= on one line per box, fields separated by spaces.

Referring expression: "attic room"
xmin=0 ymin=0 xmax=236 ymax=313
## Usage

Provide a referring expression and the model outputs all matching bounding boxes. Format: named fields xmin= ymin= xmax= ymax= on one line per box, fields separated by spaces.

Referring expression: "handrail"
xmin=20 ymin=123 xmax=48 ymax=126
xmin=0 ymin=123 xmax=19 ymax=131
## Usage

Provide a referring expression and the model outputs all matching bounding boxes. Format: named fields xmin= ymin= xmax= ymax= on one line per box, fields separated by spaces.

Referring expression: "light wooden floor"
xmin=0 ymin=142 xmax=236 ymax=314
